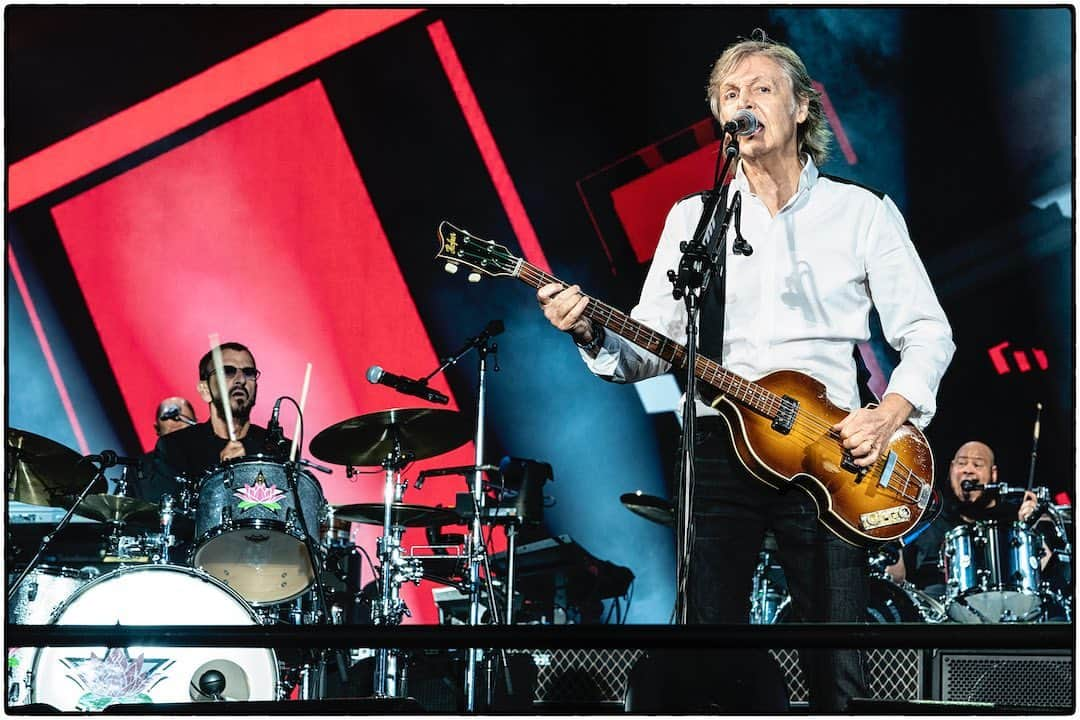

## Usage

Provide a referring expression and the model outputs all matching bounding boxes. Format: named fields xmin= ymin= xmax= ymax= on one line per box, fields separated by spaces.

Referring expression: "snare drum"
xmin=941 ymin=520 xmax=1042 ymax=622
xmin=192 ymin=456 xmax=326 ymax=605
xmin=30 ymin=564 xmax=278 ymax=710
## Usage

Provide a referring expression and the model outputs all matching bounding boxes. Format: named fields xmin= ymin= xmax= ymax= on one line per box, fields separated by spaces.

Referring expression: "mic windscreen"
xmin=159 ymin=405 xmax=180 ymax=420
xmin=365 ymin=366 xmax=384 ymax=384
xmin=486 ymin=319 xmax=505 ymax=337
xmin=734 ymin=109 xmax=759 ymax=134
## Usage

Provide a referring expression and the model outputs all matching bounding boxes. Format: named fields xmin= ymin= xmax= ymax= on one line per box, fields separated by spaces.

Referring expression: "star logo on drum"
xmin=60 ymin=648 xmax=172 ymax=711
xmin=234 ymin=473 xmax=286 ymax=511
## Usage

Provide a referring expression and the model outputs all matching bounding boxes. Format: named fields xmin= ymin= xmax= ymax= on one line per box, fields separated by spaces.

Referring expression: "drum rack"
xmin=7 ymin=622 xmax=1071 ymax=650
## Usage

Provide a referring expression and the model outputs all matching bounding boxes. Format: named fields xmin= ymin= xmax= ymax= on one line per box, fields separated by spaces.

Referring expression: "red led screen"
xmin=51 ymin=80 xmax=473 ymax=622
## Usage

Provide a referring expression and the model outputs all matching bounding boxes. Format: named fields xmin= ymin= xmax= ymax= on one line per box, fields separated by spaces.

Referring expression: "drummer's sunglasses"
xmin=202 ymin=365 xmax=261 ymax=381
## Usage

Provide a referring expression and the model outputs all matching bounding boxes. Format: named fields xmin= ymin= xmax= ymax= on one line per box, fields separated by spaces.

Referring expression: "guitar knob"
xmin=467 ymin=272 xmax=481 ymax=283
xmin=444 ymin=262 xmax=459 ymax=274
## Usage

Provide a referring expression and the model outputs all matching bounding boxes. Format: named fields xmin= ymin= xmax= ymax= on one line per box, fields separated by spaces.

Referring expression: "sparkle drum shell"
xmin=8 ymin=566 xmax=99 ymax=707
xmin=192 ymin=456 xmax=326 ymax=605
xmin=30 ymin=564 xmax=278 ymax=711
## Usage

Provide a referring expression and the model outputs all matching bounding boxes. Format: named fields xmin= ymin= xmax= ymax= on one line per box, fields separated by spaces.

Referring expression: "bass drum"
xmin=31 ymin=565 xmax=278 ymax=711
xmin=773 ymin=576 xmax=925 ymax=623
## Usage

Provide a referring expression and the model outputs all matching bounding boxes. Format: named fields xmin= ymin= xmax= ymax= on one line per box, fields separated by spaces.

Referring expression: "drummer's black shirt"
xmin=136 ymin=422 xmax=281 ymax=502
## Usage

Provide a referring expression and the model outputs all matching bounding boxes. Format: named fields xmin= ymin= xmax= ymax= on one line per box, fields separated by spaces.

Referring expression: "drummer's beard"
xmin=212 ymin=387 xmax=255 ymax=424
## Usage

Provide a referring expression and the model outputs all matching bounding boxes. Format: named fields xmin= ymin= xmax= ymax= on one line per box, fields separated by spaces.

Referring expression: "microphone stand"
xmin=7 ymin=457 xmax=105 ymax=603
xmin=666 ymin=134 xmax=741 ymax=623
xmin=415 ymin=320 xmax=508 ymax=712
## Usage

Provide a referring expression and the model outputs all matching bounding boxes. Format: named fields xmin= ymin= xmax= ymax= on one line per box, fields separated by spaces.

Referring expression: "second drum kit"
xmin=6 ymin=408 xmax=487 ymax=711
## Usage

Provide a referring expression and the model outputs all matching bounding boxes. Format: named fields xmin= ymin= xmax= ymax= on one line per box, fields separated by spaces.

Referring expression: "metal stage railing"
xmin=5 ymin=623 xmax=1072 ymax=650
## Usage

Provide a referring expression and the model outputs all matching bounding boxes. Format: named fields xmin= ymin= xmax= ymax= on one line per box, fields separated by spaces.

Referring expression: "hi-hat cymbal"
xmin=333 ymin=503 xmax=461 ymax=528
xmin=310 ymin=409 xmax=469 ymax=466
xmin=620 ymin=491 xmax=674 ymax=527
xmin=58 ymin=494 xmax=159 ymax=526
xmin=6 ymin=428 xmax=104 ymax=506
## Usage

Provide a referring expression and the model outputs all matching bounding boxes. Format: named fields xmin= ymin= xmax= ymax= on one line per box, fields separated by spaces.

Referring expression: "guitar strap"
xmin=697 ymin=186 xmax=879 ymax=409
xmin=697 ymin=184 xmax=731 ymax=364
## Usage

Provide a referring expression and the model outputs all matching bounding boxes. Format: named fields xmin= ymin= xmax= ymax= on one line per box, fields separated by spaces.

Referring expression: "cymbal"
xmin=332 ymin=503 xmax=461 ymax=528
xmin=310 ymin=408 xmax=469 ymax=466
xmin=620 ymin=492 xmax=674 ymax=527
xmin=58 ymin=494 xmax=159 ymax=526
xmin=6 ymin=428 xmax=104 ymax=506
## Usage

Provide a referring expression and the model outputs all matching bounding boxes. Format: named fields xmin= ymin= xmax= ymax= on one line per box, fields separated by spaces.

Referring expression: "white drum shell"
xmin=30 ymin=565 xmax=278 ymax=711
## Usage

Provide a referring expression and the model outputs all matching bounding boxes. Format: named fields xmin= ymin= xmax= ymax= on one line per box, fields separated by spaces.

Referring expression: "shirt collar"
xmin=731 ymin=153 xmax=819 ymax=198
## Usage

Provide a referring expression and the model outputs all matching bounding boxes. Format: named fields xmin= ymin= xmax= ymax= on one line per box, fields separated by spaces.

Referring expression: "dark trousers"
xmin=686 ymin=416 xmax=869 ymax=712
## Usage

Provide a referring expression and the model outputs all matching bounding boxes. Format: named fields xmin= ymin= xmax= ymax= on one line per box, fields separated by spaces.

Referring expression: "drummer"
xmin=146 ymin=342 xmax=285 ymax=486
xmin=886 ymin=440 xmax=1042 ymax=595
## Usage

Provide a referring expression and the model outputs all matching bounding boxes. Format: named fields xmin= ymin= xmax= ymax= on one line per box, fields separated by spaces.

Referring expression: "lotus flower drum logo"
xmin=235 ymin=471 xmax=286 ymax=512
xmin=61 ymin=648 xmax=171 ymax=710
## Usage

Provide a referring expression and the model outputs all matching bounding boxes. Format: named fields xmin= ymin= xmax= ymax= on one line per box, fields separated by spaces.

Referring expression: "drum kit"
xmin=5 ymin=407 xmax=514 ymax=712
xmin=616 ymin=486 xmax=1072 ymax=627
xmin=938 ymin=487 xmax=1073 ymax=624
xmin=745 ymin=490 xmax=1073 ymax=627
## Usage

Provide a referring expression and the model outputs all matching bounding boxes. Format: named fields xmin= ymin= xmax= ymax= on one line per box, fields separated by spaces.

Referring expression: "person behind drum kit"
xmin=537 ymin=31 xmax=954 ymax=712
xmin=148 ymin=342 xmax=284 ymax=482
xmin=139 ymin=342 xmax=291 ymax=512
xmin=886 ymin=441 xmax=1045 ymax=597
xmin=153 ymin=396 xmax=197 ymax=437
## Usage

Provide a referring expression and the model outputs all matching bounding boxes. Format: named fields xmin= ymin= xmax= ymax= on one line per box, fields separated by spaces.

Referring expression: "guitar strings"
xmin=517 ymin=264 xmax=925 ymax=506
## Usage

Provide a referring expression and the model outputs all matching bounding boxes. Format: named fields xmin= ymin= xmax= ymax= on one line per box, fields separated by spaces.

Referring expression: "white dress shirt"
xmin=581 ymin=156 xmax=955 ymax=429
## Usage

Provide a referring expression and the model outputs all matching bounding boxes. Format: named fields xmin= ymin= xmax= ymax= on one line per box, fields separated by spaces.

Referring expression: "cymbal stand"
xmin=7 ymin=457 xmax=104 ymax=603
xmin=372 ymin=432 xmax=420 ymax=697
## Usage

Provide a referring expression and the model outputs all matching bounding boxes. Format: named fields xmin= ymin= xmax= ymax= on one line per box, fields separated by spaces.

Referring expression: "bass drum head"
xmin=31 ymin=565 xmax=278 ymax=711
xmin=774 ymin=577 xmax=923 ymax=623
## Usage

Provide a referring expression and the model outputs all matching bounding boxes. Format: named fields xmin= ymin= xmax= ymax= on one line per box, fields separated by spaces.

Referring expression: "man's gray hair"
xmin=706 ymin=31 xmax=832 ymax=167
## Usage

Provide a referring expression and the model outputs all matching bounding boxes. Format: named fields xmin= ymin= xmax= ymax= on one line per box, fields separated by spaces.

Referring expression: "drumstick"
xmin=289 ymin=362 xmax=312 ymax=462
xmin=1025 ymin=402 xmax=1043 ymax=492
xmin=208 ymin=333 xmax=237 ymax=443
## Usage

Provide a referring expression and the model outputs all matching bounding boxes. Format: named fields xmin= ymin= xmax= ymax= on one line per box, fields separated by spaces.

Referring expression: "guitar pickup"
xmin=860 ymin=505 xmax=911 ymax=530
xmin=771 ymin=395 xmax=798 ymax=435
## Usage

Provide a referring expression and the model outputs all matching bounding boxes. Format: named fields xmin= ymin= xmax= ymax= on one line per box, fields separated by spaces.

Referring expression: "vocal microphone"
xmin=87 ymin=450 xmax=142 ymax=469
xmin=722 ymin=109 xmax=760 ymax=137
xmin=159 ymin=405 xmax=197 ymax=427
xmin=961 ymin=479 xmax=985 ymax=492
xmin=366 ymin=366 xmax=449 ymax=405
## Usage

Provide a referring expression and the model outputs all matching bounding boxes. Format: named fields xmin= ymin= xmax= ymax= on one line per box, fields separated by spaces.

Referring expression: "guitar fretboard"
xmin=515 ymin=262 xmax=783 ymax=419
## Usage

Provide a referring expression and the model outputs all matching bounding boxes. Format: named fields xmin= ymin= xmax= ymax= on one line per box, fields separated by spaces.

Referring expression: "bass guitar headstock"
xmin=435 ymin=221 xmax=521 ymax=282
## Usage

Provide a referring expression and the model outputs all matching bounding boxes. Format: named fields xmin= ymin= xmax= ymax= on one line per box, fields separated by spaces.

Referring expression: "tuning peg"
xmin=444 ymin=262 xmax=459 ymax=274
xmin=467 ymin=272 xmax=482 ymax=283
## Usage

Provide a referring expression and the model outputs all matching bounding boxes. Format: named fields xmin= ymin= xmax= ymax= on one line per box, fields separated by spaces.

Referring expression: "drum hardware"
xmin=6 ymin=453 xmax=112 ymax=606
xmin=311 ymin=407 xmax=473 ymax=700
